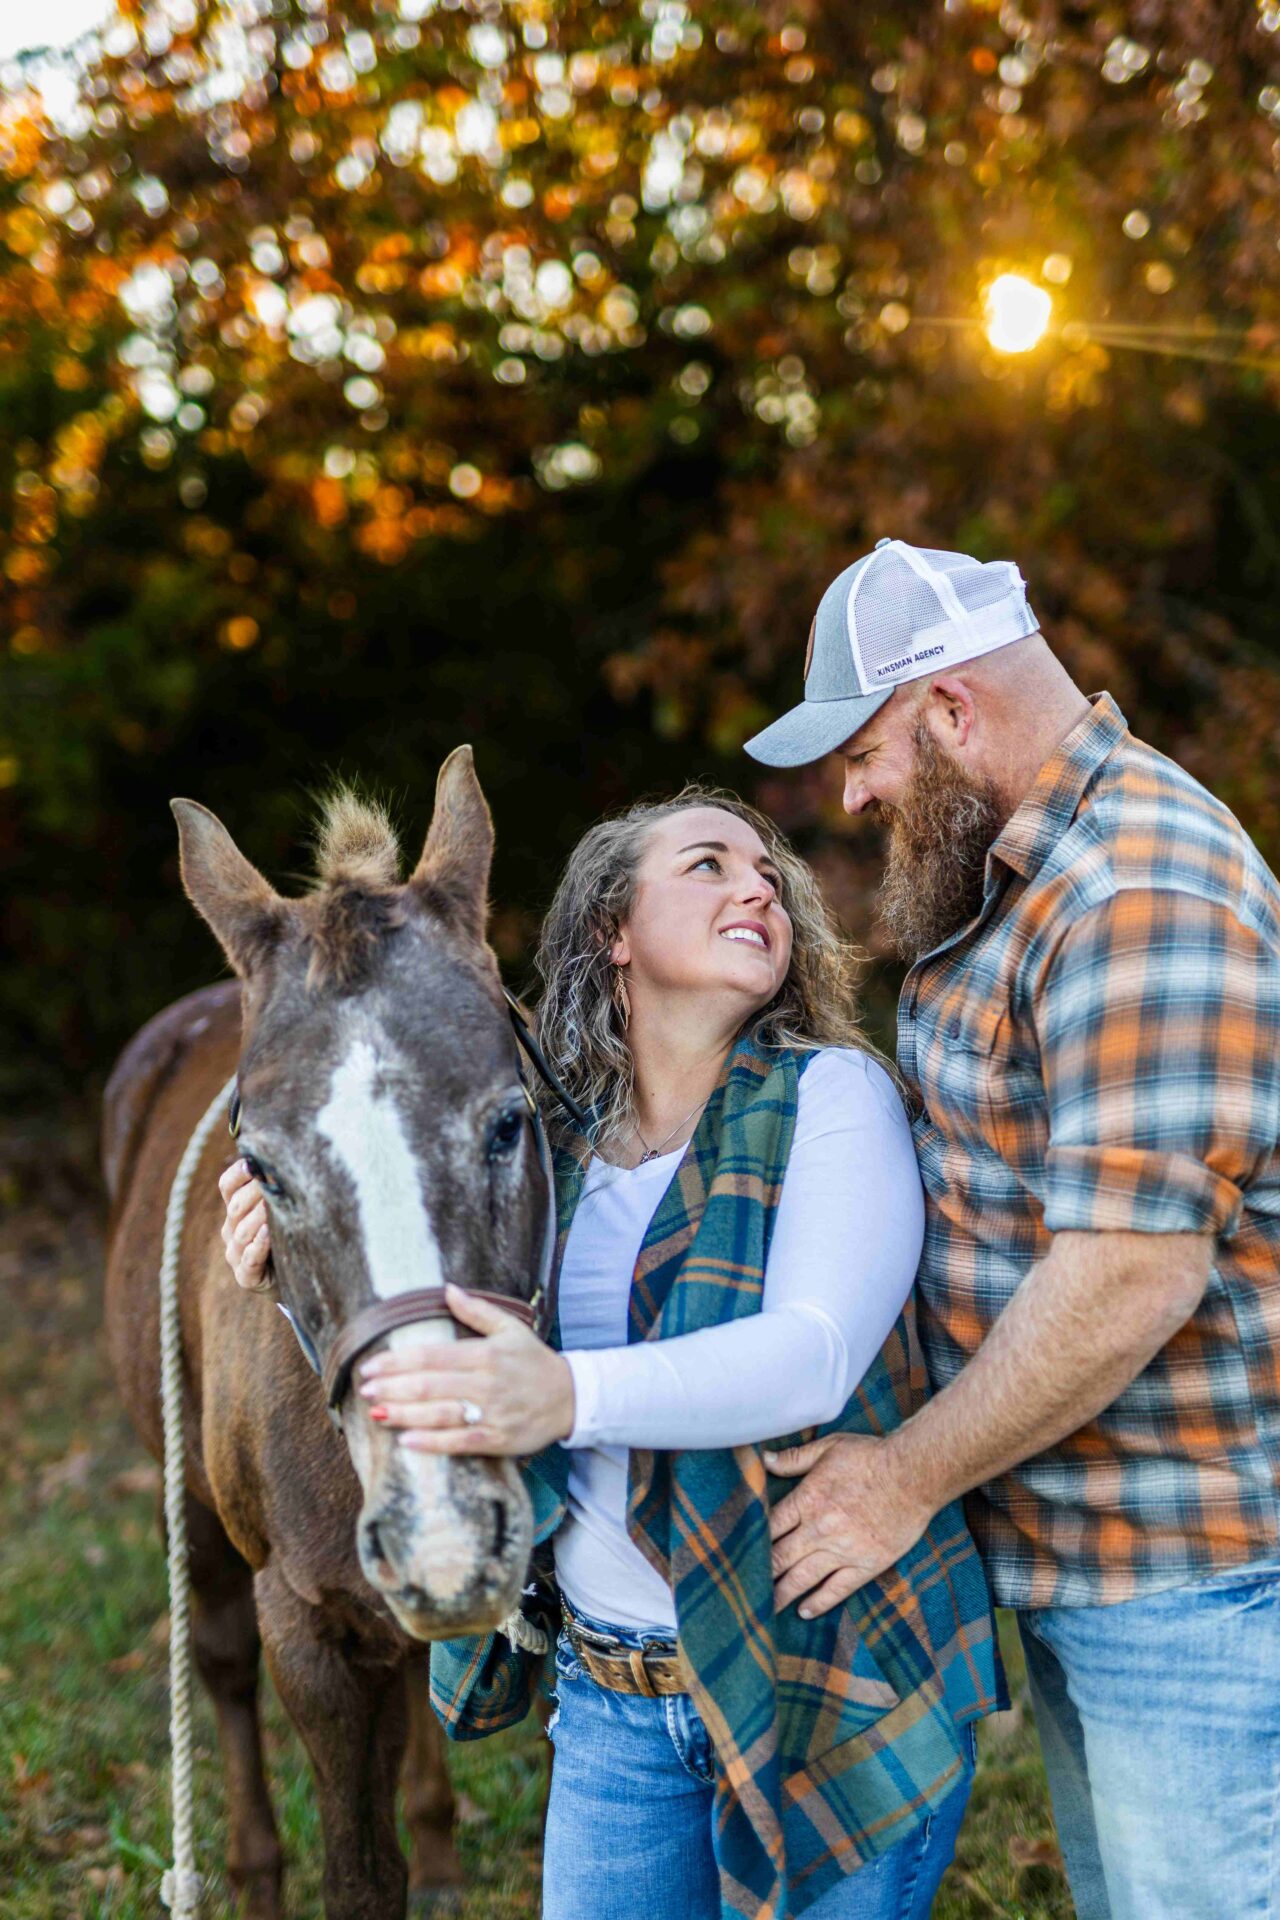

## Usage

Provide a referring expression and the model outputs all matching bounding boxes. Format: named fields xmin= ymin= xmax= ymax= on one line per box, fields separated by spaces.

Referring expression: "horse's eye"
xmin=487 ymin=1106 xmax=525 ymax=1162
xmin=244 ymin=1154 xmax=286 ymax=1200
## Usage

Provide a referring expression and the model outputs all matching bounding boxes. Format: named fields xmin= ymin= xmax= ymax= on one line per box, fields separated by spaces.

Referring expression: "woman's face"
xmin=612 ymin=806 xmax=793 ymax=1018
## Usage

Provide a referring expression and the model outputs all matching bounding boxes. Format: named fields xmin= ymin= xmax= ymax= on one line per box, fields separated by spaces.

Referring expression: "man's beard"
xmin=877 ymin=721 xmax=1009 ymax=964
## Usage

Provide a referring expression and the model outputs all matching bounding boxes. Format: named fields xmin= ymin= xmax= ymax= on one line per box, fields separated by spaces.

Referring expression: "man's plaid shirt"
xmin=902 ymin=693 xmax=1280 ymax=1608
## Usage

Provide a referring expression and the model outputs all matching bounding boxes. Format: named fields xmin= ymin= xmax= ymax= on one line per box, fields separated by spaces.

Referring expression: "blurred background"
xmin=3 ymin=0 xmax=1280 ymax=1105
xmin=2 ymin=8 xmax=1280 ymax=1915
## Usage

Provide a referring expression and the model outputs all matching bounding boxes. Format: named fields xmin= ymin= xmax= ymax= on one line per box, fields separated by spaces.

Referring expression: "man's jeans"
xmin=1018 ymin=1554 xmax=1280 ymax=1920
xmin=542 ymin=1609 xmax=974 ymax=1920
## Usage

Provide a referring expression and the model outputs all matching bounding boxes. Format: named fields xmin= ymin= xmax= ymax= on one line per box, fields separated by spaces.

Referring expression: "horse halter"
xmin=230 ymin=991 xmax=585 ymax=1409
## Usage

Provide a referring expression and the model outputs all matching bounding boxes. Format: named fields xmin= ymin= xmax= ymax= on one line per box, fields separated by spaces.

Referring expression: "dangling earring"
xmin=612 ymin=967 xmax=631 ymax=1031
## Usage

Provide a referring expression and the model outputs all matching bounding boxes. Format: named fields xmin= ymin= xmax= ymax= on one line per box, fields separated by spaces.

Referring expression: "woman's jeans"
xmin=542 ymin=1608 xmax=974 ymax=1920
xmin=1018 ymin=1552 xmax=1280 ymax=1920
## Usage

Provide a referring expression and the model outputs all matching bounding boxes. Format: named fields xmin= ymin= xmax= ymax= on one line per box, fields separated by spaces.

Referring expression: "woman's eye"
xmin=243 ymin=1154 xmax=286 ymax=1200
xmin=488 ymin=1107 xmax=525 ymax=1161
xmin=692 ymin=855 xmax=721 ymax=873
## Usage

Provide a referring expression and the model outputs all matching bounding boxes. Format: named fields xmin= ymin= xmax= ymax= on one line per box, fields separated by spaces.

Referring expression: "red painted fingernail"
xmin=370 ymin=1406 xmax=388 ymax=1422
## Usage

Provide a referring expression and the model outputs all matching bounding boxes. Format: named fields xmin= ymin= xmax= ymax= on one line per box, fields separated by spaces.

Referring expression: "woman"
xmin=221 ymin=788 xmax=1005 ymax=1919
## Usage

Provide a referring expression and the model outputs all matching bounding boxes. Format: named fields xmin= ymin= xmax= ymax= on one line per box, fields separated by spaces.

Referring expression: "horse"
xmin=102 ymin=748 xmax=552 ymax=1918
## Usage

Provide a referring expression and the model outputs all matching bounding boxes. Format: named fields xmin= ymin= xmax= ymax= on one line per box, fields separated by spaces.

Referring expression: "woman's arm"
xmin=564 ymin=1051 xmax=923 ymax=1450
xmin=362 ymin=1050 xmax=924 ymax=1457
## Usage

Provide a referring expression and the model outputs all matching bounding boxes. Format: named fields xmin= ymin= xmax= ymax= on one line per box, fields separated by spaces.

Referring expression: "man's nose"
xmin=843 ymin=770 xmax=872 ymax=815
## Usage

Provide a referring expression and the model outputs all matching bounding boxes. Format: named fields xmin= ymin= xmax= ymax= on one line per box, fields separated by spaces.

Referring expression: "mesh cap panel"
xmin=849 ymin=550 xmax=952 ymax=684
xmin=845 ymin=543 xmax=1037 ymax=693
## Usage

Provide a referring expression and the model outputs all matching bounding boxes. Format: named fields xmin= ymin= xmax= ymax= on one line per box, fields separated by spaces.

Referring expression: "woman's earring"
xmin=612 ymin=968 xmax=631 ymax=1031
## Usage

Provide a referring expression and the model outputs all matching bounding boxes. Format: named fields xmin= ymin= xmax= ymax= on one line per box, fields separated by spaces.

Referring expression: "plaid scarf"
xmin=431 ymin=1036 xmax=1005 ymax=1918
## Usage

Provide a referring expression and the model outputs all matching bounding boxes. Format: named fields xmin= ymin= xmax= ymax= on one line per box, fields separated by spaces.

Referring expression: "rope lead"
xmin=158 ymin=1074 xmax=236 ymax=1919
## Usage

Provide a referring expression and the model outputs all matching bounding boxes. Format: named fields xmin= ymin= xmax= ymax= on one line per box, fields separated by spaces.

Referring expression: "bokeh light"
xmin=984 ymin=275 xmax=1053 ymax=354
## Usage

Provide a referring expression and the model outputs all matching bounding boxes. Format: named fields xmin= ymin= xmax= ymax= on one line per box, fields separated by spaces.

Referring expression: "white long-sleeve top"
xmin=554 ymin=1046 xmax=925 ymax=1631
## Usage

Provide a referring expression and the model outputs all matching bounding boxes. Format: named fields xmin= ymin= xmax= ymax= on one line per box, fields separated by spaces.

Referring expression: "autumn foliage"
xmin=2 ymin=0 xmax=1280 ymax=1091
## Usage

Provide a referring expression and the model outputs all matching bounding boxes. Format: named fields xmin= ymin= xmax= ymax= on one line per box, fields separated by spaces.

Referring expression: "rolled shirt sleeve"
xmin=1035 ymin=887 xmax=1280 ymax=1238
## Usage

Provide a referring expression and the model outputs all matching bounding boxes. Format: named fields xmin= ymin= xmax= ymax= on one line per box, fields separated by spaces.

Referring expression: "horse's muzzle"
xmin=356 ymin=1452 xmax=532 ymax=1640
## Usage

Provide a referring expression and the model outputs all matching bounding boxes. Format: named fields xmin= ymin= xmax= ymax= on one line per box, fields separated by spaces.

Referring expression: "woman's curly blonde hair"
xmin=533 ymin=784 xmax=888 ymax=1152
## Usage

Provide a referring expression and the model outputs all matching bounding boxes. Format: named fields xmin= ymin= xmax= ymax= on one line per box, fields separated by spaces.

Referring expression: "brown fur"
xmin=104 ymin=987 xmax=466 ymax=1918
xmin=106 ymin=749 xmax=549 ymax=1920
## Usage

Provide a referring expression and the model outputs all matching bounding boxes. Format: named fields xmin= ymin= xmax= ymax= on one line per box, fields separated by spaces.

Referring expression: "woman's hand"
xmin=358 ymin=1284 xmax=575 ymax=1458
xmin=218 ymin=1158 xmax=274 ymax=1292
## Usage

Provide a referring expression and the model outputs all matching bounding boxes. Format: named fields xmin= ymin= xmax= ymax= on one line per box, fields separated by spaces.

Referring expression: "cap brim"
xmin=743 ymin=691 xmax=892 ymax=768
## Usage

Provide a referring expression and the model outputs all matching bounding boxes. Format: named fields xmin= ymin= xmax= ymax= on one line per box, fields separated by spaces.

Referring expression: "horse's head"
xmin=172 ymin=749 xmax=544 ymax=1640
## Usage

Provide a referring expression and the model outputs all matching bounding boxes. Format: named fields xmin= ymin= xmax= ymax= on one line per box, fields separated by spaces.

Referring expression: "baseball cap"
xmin=743 ymin=538 xmax=1040 ymax=768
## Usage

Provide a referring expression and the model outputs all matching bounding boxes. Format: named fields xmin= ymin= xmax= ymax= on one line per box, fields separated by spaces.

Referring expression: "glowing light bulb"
xmin=984 ymin=274 xmax=1053 ymax=353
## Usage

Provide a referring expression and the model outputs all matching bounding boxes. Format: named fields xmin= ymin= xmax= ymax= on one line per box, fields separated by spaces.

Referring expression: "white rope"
xmin=498 ymin=1607 xmax=549 ymax=1657
xmin=158 ymin=1073 xmax=237 ymax=1918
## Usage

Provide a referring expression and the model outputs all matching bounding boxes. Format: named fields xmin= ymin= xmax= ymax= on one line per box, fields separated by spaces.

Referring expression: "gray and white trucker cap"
xmin=744 ymin=538 xmax=1040 ymax=768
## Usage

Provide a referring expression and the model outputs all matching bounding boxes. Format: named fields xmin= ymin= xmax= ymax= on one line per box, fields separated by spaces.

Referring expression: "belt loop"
xmin=628 ymin=1648 xmax=657 ymax=1698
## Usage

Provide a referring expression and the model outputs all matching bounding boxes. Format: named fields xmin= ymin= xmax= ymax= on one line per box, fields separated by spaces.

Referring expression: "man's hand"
xmin=765 ymin=1433 xmax=935 ymax=1618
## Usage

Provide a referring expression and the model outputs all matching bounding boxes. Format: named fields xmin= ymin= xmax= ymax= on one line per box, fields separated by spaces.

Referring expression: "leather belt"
xmin=561 ymin=1605 xmax=690 ymax=1700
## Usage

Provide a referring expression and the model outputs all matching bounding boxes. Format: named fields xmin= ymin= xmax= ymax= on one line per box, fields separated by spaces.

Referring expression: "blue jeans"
xmin=542 ymin=1609 xmax=975 ymax=1920
xmin=1018 ymin=1554 xmax=1280 ymax=1919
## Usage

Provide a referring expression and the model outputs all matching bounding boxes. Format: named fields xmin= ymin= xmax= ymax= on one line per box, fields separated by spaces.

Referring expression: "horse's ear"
xmin=171 ymin=799 xmax=287 ymax=977
xmin=408 ymin=746 xmax=493 ymax=943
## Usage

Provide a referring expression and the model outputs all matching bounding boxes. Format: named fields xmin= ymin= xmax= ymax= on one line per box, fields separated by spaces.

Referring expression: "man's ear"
xmin=171 ymin=799 xmax=288 ymax=977
xmin=408 ymin=745 xmax=494 ymax=944
xmin=920 ymin=675 xmax=977 ymax=750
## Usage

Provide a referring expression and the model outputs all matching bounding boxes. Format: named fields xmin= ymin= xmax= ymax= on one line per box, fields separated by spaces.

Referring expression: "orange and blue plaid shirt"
xmin=903 ymin=693 xmax=1280 ymax=1608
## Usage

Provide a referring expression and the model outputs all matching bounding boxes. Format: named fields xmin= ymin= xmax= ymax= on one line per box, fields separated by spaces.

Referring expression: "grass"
xmin=0 ymin=1127 xmax=1073 ymax=1920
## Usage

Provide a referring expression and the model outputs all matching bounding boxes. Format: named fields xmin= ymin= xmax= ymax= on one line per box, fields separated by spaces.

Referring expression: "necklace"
xmin=633 ymin=1096 xmax=710 ymax=1164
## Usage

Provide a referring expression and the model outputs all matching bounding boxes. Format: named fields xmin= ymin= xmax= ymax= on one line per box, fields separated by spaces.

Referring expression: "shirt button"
xmin=947 ymin=1020 xmax=962 ymax=1040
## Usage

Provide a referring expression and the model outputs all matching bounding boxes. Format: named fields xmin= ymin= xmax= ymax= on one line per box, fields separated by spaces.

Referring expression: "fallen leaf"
xmin=36 ymin=1445 xmax=94 ymax=1501
xmin=455 ymin=1792 xmax=489 ymax=1826
xmin=109 ymin=1462 xmax=161 ymax=1498
xmin=86 ymin=1865 xmax=125 ymax=1894
xmin=149 ymin=1611 xmax=171 ymax=1647
xmin=107 ymin=1760 xmax=151 ymax=1789
xmin=107 ymin=1649 xmax=147 ymax=1675
xmin=1009 ymin=1834 xmax=1063 ymax=1870
xmin=12 ymin=1753 xmax=52 ymax=1796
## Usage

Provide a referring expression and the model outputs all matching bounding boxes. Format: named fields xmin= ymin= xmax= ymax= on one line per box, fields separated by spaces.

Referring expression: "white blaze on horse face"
xmin=316 ymin=1037 xmax=453 ymax=1330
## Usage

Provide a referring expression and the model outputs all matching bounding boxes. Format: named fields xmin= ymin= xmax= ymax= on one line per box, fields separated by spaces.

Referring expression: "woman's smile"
xmin=718 ymin=919 xmax=771 ymax=951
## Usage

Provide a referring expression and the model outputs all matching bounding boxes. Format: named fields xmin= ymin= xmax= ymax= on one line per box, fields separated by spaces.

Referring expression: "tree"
xmin=2 ymin=0 xmax=1279 ymax=1090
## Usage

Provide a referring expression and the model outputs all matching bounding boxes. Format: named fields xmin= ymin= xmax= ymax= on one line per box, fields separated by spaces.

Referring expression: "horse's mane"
xmin=313 ymin=788 xmax=401 ymax=888
xmin=307 ymin=788 xmax=407 ymax=987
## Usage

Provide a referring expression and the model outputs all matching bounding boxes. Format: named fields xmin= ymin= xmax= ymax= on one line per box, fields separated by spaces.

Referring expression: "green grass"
xmin=0 ymin=1147 xmax=1072 ymax=1919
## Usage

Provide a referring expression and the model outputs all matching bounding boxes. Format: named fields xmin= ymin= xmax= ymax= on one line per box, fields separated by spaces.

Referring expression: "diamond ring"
xmin=460 ymin=1399 xmax=484 ymax=1428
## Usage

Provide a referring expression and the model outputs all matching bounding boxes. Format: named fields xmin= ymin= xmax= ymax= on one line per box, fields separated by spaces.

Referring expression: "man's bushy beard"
xmin=878 ymin=721 xmax=1009 ymax=964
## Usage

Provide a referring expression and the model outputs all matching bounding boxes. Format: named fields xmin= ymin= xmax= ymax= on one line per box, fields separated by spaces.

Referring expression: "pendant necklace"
xmin=633 ymin=1096 xmax=710 ymax=1165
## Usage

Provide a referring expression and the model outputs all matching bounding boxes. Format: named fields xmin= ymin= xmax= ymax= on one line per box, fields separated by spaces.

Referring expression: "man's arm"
xmin=766 ymin=1227 xmax=1211 ymax=1616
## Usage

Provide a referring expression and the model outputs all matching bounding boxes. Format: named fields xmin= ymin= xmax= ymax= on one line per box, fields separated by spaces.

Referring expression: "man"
xmin=744 ymin=539 xmax=1280 ymax=1920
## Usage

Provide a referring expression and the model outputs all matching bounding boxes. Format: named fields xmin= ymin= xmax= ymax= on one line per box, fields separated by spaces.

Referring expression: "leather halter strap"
xmin=321 ymin=1285 xmax=541 ymax=1410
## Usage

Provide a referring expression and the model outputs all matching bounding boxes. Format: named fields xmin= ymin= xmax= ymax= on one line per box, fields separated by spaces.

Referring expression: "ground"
xmin=0 ymin=1117 xmax=1074 ymax=1920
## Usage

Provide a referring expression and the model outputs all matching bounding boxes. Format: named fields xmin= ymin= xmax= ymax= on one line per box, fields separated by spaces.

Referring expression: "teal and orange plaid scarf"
xmin=431 ymin=1035 xmax=1004 ymax=1919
